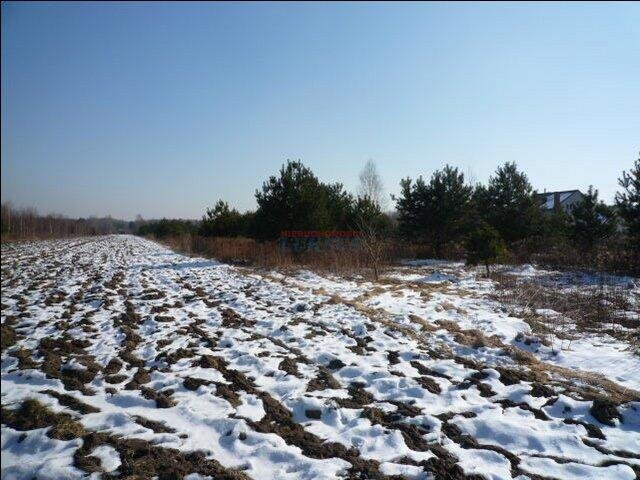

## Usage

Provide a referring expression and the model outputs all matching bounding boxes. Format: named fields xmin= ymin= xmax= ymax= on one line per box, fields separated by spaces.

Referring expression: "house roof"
xmin=535 ymin=190 xmax=583 ymax=209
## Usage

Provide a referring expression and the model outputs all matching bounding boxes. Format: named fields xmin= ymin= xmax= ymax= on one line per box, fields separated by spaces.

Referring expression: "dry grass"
xmin=159 ymin=234 xmax=400 ymax=276
xmin=153 ymin=234 xmax=470 ymax=277
xmin=490 ymin=272 xmax=639 ymax=346
xmin=1 ymin=398 xmax=86 ymax=440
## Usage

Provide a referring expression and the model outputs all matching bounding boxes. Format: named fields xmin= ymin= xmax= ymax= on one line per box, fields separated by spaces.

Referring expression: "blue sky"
xmin=2 ymin=2 xmax=639 ymax=220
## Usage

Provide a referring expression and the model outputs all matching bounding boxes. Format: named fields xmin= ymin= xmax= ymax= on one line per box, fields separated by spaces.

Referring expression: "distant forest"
xmin=0 ymin=203 xmax=134 ymax=239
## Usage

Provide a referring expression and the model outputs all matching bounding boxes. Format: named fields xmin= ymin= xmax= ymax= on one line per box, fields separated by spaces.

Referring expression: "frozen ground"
xmin=1 ymin=235 xmax=638 ymax=480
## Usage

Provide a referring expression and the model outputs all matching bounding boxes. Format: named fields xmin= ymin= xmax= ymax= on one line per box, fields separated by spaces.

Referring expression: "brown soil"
xmin=335 ymin=382 xmax=374 ymax=408
xmin=1 ymin=398 xmax=86 ymax=440
xmin=133 ymin=415 xmax=177 ymax=433
xmin=74 ymin=432 xmax=251 ymax=480
xmin=307 ymin=366 xmax=341 ymax=391
xmin=590 ymin=397 xmax=622 ymax=426
xmin=40 ymin=389 xmax=100 ymax=414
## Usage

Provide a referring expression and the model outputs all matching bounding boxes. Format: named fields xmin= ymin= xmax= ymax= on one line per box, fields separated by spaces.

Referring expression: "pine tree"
xmin=615 ymin=154 xmax=640 ymax=238
xmin=480 ymin=162 xmax=540 ymax=244
xmin=569 ymin=186 xmax=617 ymax=248
xmin=465 ymin=222 xmax=506 ymax=275
xmin=395 ymin=165 xmax=473 ymax=255
xmin=395 ymin=176 xmax=429 ymax=241
xmin=200 ymin=200 xmax=245 ymax=237
xmin=253 ymin=160 xmax=355 ymax=239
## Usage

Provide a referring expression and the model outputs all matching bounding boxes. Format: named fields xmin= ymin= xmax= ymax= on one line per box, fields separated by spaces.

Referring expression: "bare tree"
xmin=356 ymin=160 xmax=388 ymax=280
xmin=356 ymin=212 xmax=387 ymax=280
xmin=1 ymin=202 xmax=129 ymax=239
xmin=358 ymin=159 xmax=386 ymax=209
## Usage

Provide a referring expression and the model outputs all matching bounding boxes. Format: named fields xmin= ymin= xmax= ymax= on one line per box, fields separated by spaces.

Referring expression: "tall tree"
xmin=569 ymin=186 xmax=617 ymax=248
xmin=253 ymin=160 xmax=354 ymax=240
xmin=426 ymin=165 xmax=474 ymax=254
xmin=358 ymin=159 xmax=385 ymax=209
xmin=395 ymin=176 xmax=429 ymax=241
xmin=478 ymin=162 xmax=540 ymax=244
xmin=615 ymin=154 xmax=640 ymax=238
xmin=395 ymin=165 xmax=473 ymax=255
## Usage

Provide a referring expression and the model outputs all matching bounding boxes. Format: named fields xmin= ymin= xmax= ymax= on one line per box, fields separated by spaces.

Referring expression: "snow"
xmin=1 ymin=235 xmax=638 ymax=480
xmin=507 ymin=264 xmax=538 ymax=277
xmin=1 ymin=428 xmax=84 ymax=480
xmin=385 ymin=272 xmax=459 ymax=284
xmin=89 ymin=445 xmax=121 ymax=472
xmin=379 ymin=462 xmax=428 ymax=479
xmin=534 ymin=336 xmax=640 ymax=390
xmin=519 ymin=457 xmax=636 ymax=480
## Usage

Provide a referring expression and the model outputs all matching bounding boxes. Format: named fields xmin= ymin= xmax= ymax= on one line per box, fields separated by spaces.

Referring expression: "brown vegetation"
xmin=490 ymin=272 xmax=639 ymax=347
xmin=161 ymin=234 xmax=381 ymax=274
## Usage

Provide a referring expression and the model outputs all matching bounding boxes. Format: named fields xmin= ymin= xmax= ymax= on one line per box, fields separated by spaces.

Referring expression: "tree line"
xmin=1 ymin=202 xmax=132 ymax=239
xmin=394 ymin=162 xmax=630 ymax=269
xmin=139 ymin=160 xmax=390 ymax=241
xmin=136 ymin=154 xmax=639 ymax=273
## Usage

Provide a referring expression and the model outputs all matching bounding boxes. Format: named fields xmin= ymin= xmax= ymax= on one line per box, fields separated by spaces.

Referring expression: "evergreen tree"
xmin=253 ymin=160 xmax=354 ymax=239
xmin=539 ymin=210 xmax=571 ymax=240
xmin=465 ymin=222 xmax=506 ymax=275
xmin=395 ymin=165 xmax=473 ymax=254
xmin=137 ymin=218 xmax=195 ymax=238
xmin=615 ymin=154 xmax=640 ymax=238
xmin=353 ymin=196 xmax=392 ymax=233
xmin=569 ymin=186 xmax=617 ymax=248
xmin=426 ymin=165 xmax=474 ymax=254
xmin=395 ymin=176 xmax=429 ymax=241
xmin=200 ymin=200 xmax=246 ymax=237
xmin=479 ymin=162 xmax=540 ymax=244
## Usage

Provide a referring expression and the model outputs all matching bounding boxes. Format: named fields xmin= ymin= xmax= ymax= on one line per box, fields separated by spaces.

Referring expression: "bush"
xmin=465 ymin=222 xmax=506 ymax=275
xmin=199 ymin=200 xmax=251 ymax=237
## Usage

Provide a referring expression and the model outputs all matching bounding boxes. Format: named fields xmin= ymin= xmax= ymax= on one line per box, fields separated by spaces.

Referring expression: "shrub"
xmin=137 ymin=218 xmax=196 ymax=238
xmin=199 ymin=200 xmax=250 ymax=237
xmin=465 ymin=222 xmax=506 ymax=275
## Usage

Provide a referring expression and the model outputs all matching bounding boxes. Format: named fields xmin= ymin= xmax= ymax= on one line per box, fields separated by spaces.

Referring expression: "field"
xmin=1 ymin=235 xmax=639 ymax=480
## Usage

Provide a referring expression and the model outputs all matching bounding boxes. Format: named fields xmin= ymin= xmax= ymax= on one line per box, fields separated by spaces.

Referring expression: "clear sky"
xmin=2 ymin=2 xmax=639 ymax=220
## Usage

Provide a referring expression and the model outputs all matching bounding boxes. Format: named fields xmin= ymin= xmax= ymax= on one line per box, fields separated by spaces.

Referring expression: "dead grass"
xmin=1 ymin=398 xmax=86 ymax=440
xmin=159 ymin=234 xmax=377 ymax=274
xmin=490 ymin=272 xmax=639 ymax=346
xmin=1 ymin=322 xmax=17 ymax=351
xmin=453 ymin=329 xmax=505 ymax=349
xmin=340 ymin=292 xmax=640 ymax=404
xmin=153 ymin=234 xmax=458 ymax=278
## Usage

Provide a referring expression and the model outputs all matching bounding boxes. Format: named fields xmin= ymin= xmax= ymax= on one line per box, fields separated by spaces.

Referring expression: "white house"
xmin=536 ymin=190 xmax=584 ymax=213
